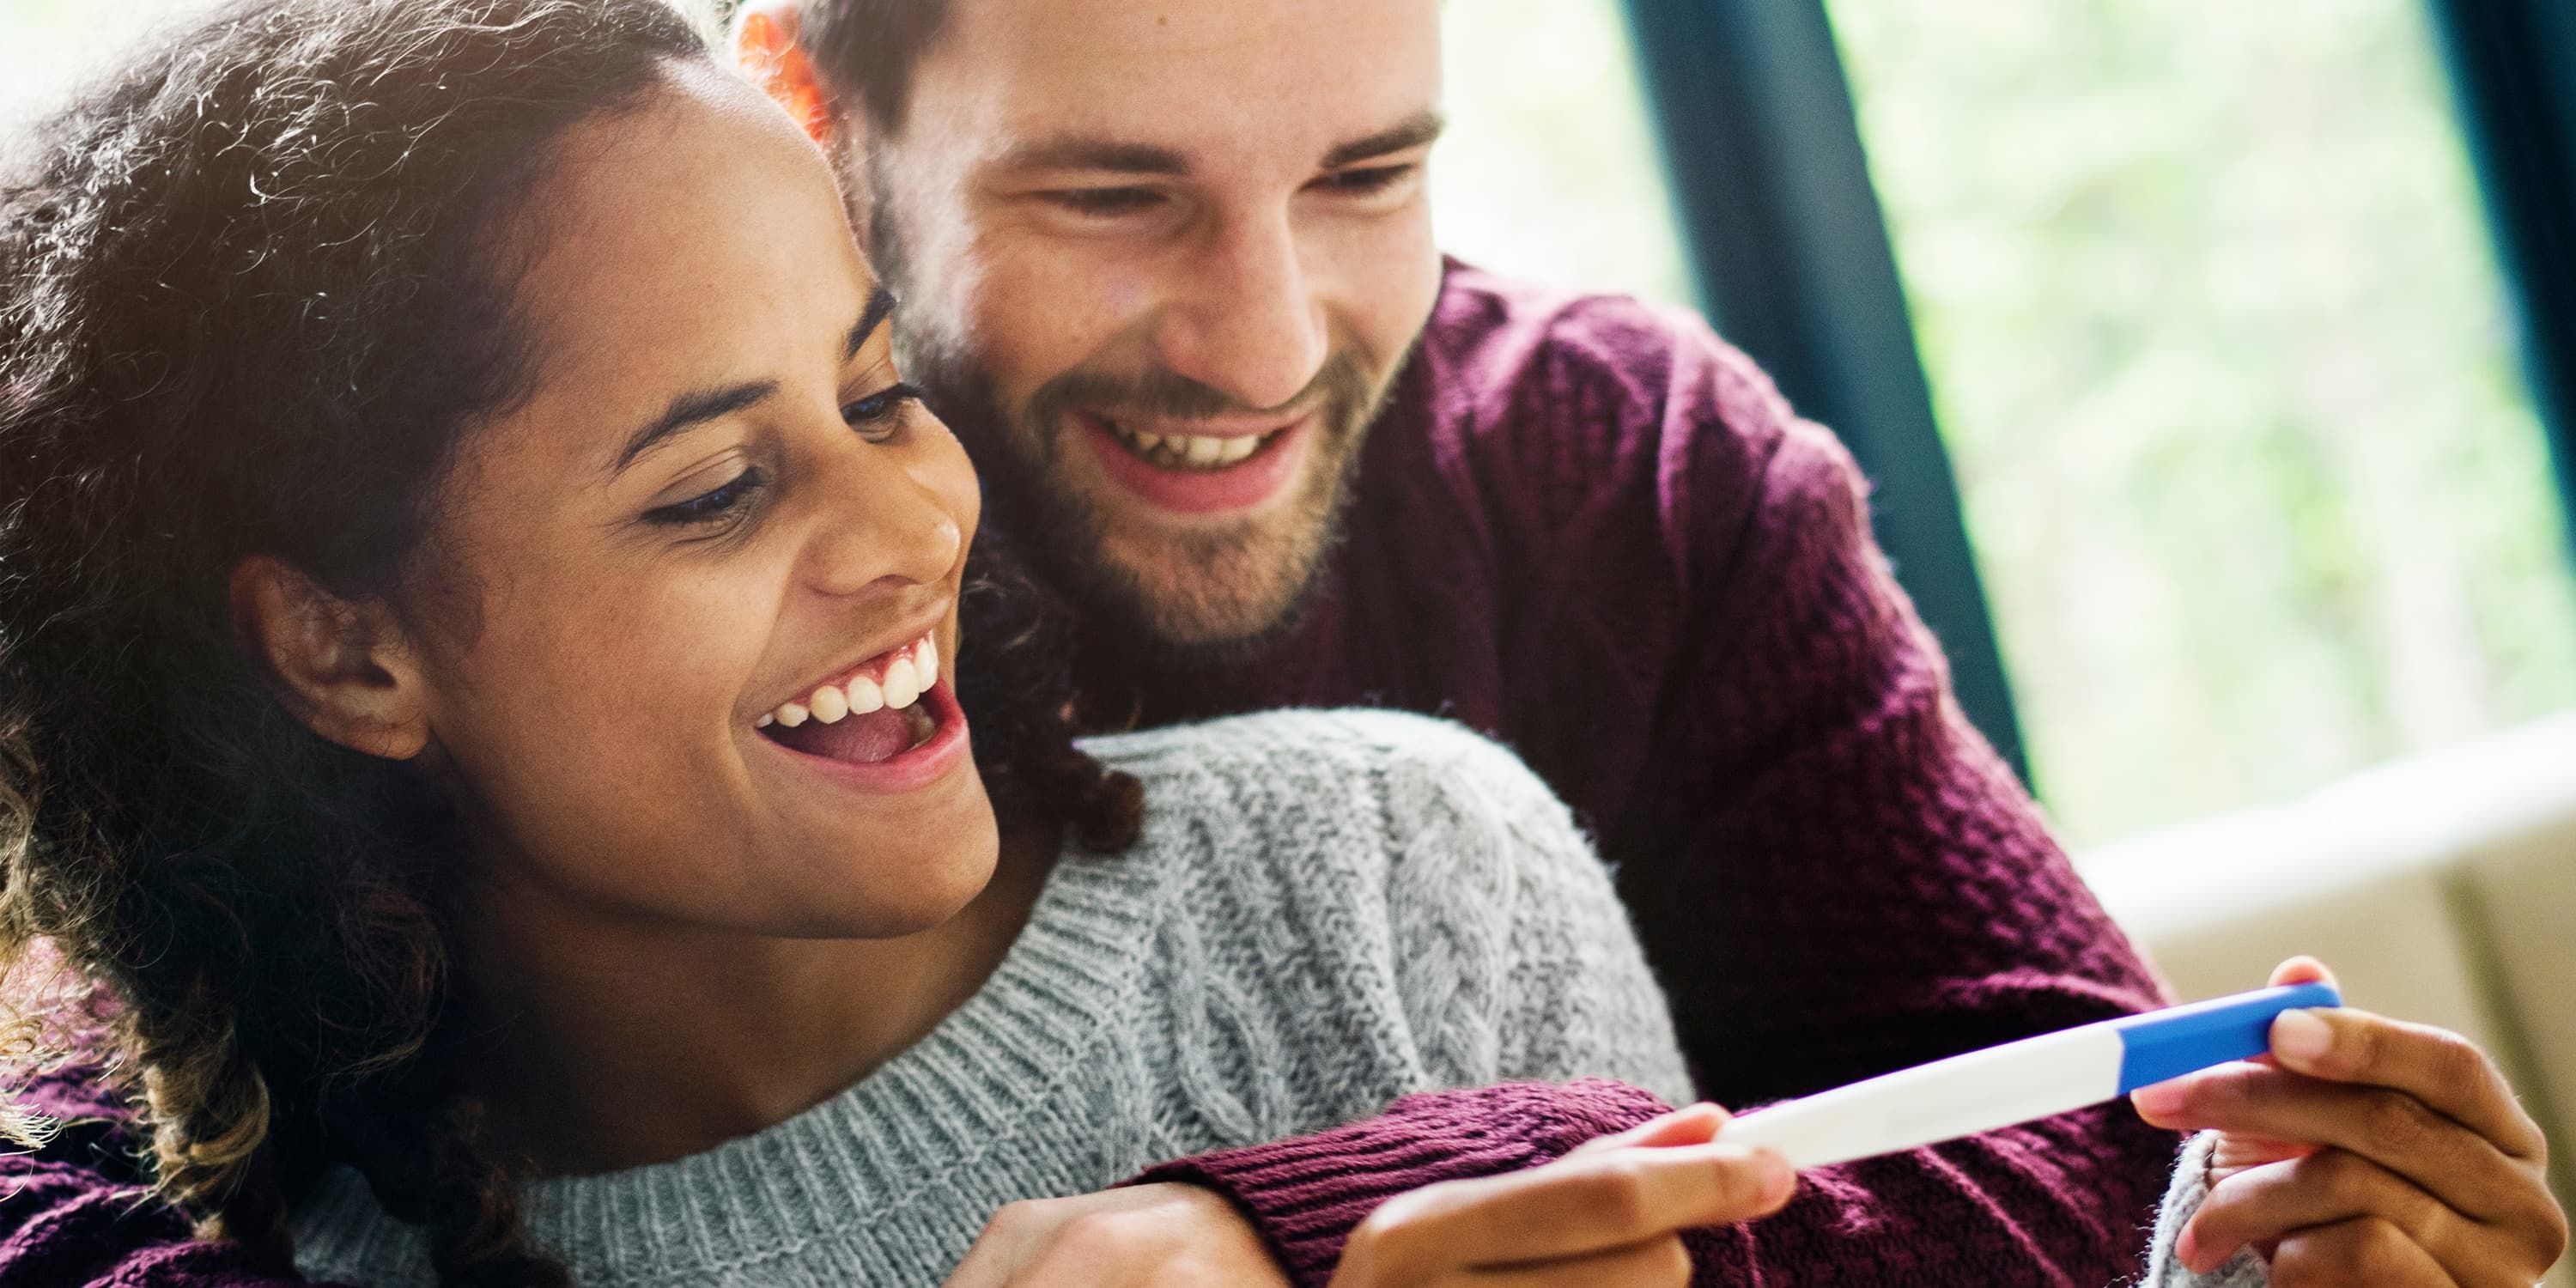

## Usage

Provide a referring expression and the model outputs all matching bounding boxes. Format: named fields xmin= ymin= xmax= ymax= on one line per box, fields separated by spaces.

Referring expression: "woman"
xmin=0 ymin=2 xmax=2556 ymax=1286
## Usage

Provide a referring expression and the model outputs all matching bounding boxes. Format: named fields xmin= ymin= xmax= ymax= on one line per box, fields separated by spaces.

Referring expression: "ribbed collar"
xmin=292 ymin=794 xmax=1182 ymax=1285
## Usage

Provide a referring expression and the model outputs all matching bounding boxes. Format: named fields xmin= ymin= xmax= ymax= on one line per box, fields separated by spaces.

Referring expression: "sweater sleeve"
xmin=1589 ymin=325 xmax=2184 ymax=1285
xmin=1129 ymin=1077 xmax=1679 ymax=1286
xmin=1376 ymin=720 xmax=1698 ymax=1109
xmin=2137 ymin=1133 xmax=2270 ymax=1288
xmin=0 ymin=1065 xmax=332 ymax=1287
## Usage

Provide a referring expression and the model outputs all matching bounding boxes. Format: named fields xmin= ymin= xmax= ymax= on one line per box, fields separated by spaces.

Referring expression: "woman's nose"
xmin=805 ymin=443 xmax=967 ymax=598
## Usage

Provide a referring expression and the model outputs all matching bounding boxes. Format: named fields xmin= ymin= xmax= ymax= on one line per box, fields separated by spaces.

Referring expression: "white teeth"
xmin=1110 ymin=423 xmax=1274 ymax=471
xmin=808 ymin=683 xmax=849 ymax=724
xmin=845 ymin=672 xmax=885 ymax=714
xmin=760 ymin=633 xmax=938 ymax=732
xmin=882 ymin=657 xmax=922 ymax=709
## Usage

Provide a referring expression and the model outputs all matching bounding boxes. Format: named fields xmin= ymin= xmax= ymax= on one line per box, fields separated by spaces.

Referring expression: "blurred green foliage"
xmin=1826 ymin=0 xmax=2576 ymax=842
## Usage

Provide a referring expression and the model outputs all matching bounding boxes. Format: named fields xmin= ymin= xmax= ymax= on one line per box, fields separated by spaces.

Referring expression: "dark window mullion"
xmin=2427 ymin=0 xmax=2576 ymax=571
xmin=1619 ymin=0 xmax=2030 ymax=783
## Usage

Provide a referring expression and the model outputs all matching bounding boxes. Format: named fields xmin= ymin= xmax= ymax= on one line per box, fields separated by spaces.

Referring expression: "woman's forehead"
xmin=490 ymin=69 xmax=873 ymax=462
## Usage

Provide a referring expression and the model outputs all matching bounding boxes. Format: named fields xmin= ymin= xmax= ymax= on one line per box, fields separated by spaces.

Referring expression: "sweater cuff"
xmin=1126 ymin=1078 xmax=1674 ymax=1288
xmin=2139 ymin=1131 xmax=2269 ymax=1287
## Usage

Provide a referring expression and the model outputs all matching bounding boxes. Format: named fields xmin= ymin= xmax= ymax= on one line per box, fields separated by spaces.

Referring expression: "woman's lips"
xmin=759 ymin=679 xmax=970 ymax=796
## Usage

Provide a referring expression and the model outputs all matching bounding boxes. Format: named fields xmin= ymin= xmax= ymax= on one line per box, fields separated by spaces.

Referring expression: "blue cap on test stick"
xmin=2110 ymin=981 xmax=2343 ymax=1094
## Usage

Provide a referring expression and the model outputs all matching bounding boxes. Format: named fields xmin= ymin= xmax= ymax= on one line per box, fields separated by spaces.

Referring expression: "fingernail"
xmin=2272 ymin=1008 xmax=2333 ymax=1066
xmin=2130 ymin=1080 xmax=2187 ymax=1121
xmin=1755 ymin=1150 xmax=1795 ymax=1203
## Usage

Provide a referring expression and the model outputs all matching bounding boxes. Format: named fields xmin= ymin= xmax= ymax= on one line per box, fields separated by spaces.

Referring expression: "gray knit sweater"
xmin=289 ymin=709 xmax=2255 ymax=1287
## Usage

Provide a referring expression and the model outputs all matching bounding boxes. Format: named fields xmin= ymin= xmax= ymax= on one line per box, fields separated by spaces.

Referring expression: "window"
xmin=1431 ymin=0 xmax=1693 ymax=311
xmin=1827 ymin=0 xmax=2576 ymax=843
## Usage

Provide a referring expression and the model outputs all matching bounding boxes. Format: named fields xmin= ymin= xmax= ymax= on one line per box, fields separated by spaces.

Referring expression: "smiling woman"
xmin=0 ymin=0 xmax=1145 ymax=1275
xmin=0 ymin=3 xmax=1761 ymax=1285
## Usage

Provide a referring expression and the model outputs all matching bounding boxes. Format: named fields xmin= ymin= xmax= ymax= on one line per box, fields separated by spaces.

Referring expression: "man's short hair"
xmin=796 ymin=0 xmax=952 ymax=131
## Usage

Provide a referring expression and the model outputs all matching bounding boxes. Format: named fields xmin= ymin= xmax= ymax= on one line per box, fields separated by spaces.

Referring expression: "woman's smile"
xmin=751 ymin=617 xmax=975 ymax=795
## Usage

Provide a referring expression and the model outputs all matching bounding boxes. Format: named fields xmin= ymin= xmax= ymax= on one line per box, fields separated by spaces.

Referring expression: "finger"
xmin=2264 ymin=1006 xmax=2545 ymax=1163
xmin=1467 ymin=1236 xmax=1692 ymax=1288
xmin=1358 ymin=1142 xmax=1793 ymax=1269
xmin=2268 ymin=956 xmax=2340 ymax=992
xmin=1569 ymin=1103 xmax=1728 ymax=1157
xmin=2133 ymin=1062 xmax=2532 ymax=1224
xmin=2267 ymin=1216 xmax=2451 ymax=1288
xmin=2208 ymin=1131 xmax=2320 ymax=1176
xmin=2179 ymin=1151 xmax=2458 ymax=1276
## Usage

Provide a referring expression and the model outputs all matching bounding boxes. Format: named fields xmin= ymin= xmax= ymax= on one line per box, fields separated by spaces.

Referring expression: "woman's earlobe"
xmin=228 ymin=556 xmax=431 ymax=761
xmin=732 ymin=1 xmax=837 ymax=146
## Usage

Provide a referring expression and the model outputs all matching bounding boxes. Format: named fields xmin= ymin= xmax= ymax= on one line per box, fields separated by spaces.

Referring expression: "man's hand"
xmin=2130 ymin=958 xmax=2568 ymax=1286
xmin=942 ymin=1182 xmax=1292 ymax=1288
xmin=1327 ymin=1103 xmax=1796 ymax=1287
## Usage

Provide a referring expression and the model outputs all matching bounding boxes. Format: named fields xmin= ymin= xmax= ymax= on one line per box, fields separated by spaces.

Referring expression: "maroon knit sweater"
xmin=1112 ymin=261 xmax=2178 ymax=1284
xmin=0 ymin=263 xmax=2178 ymax=1286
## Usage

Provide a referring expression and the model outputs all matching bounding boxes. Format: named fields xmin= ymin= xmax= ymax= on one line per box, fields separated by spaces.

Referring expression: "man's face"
xmin=863 ymin=0 xmax=1445 ymax=655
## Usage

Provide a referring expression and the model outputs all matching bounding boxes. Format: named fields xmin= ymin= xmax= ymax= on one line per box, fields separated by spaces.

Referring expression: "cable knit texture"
xmin=277 ymin=709 xmax=1696 ymax=1286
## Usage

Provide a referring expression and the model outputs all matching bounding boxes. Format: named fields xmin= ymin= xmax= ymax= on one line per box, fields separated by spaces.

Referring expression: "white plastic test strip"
xmin=1718 ymin=981 xmax=2344 ymax=1170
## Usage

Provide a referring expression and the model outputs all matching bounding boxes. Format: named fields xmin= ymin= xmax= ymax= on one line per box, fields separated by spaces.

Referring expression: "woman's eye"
xmin=643 ymin=466 xmax=769 ymax=529
xmin=842 ymin=383 xmax=922 ymax=436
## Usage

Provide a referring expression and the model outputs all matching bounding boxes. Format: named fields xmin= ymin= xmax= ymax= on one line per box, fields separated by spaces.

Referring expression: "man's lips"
xmin=1075 ymin=409 xmax=1314 ymax=515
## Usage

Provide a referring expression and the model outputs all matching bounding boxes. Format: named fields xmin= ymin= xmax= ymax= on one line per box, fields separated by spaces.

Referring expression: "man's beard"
xmin=909 ymin=327 xmax=1386 ymax=678
xmin=868 ymin=174 xmax=1403 ymax=679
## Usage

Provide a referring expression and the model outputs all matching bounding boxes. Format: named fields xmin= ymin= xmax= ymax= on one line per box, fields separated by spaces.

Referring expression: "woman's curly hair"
xmin=0 ymin=0 xmax=1139 ymax=1283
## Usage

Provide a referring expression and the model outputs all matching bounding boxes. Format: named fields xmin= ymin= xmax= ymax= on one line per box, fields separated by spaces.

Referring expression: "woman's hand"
xmin=941 ymin=1182 xmax=1292 ymax=1288
xmin=1327 ymin=1102 xmax=1795 ymax=1287
xmin=2130 ymin=958 xmax=2568 ymax=1286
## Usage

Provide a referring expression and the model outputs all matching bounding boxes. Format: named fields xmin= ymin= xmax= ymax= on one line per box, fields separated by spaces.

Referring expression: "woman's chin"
xmin=769 ymin=817 xmax=1003 ymax=940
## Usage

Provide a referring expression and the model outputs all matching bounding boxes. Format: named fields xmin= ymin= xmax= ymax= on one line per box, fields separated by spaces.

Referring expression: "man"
xmin=724 ymin=0 xmax=2566 ymax=1282
xmin=737 ymin=0 xmax=2173 ymax=1279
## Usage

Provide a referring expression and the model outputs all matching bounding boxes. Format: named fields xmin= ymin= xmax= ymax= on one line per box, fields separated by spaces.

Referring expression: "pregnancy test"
xmin=1719 ymin=981 xmax=2343 ymax=1170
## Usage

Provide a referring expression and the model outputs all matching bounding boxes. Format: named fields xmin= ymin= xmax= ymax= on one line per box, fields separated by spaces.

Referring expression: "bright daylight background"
xmin=1434 ymin=0 xmax=2576 ymax=847
xmin=5 ymin=0 xmax=2574 ymax=851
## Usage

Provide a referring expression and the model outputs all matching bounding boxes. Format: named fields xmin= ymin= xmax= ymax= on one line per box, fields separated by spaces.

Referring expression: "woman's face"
xmin=407 ymin=64 xmax=993 ymax=939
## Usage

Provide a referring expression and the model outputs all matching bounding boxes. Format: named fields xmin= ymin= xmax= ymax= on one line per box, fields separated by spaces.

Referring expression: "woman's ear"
xmin=732 ymin=0 xmax=840 ymax=147
xmin=228 ymin=556 xmax=432 ymax=761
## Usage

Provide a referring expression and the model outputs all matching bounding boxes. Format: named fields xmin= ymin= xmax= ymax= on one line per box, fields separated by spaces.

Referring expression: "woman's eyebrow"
xmin=610 ymin=289 xmax=897 ymax=477
xmin=612 ymin=380 xmax=778 ymax=476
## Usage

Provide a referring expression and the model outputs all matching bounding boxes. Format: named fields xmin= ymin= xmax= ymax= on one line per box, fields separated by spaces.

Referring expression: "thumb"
xmin=1571 ymin=1102 xmax=1730 ymax=1157
xmin=2267 ymin=956 xmax=2340 ymax=992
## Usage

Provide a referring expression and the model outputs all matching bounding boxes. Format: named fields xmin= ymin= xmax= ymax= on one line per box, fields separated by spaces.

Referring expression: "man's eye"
xmin=1318 ymin=165 xmax=1415 ymax=196
xmin=644 ymin=467 xmax=769 ymax=528
xmin=843 ymin=383 xmax=921 ymax=436
xmin=1047 ymin=187 xmax=1166 ymax=216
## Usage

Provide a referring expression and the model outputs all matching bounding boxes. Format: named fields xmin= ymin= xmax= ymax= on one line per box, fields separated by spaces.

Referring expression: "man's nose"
xmin=1151 ymin=210 xmax=1331 ymax=413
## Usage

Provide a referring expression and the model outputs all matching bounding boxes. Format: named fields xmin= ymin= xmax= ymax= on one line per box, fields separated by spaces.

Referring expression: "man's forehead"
xmin=916 ymin=0 xmax=1441 ymax=166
